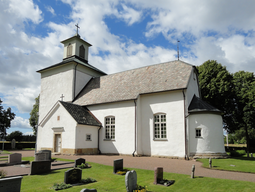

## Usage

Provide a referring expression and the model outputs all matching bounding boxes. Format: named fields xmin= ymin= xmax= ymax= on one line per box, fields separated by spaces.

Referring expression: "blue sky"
xmin=1 ymin=0 xmax=255 ymax=135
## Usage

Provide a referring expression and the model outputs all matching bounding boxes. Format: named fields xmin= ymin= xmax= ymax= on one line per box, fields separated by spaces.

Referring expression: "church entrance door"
xmin=54 ymin=134 xmax=61 ymax=153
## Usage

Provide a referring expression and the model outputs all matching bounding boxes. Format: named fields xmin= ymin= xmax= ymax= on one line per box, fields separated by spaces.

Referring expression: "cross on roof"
xmin=60 ymin=94 xmax=64 ymax=101
xmin=75 ymin=23 xmax=80 ymax=34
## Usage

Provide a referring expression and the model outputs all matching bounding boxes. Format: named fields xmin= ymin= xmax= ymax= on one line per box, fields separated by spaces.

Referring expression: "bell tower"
xmin=61 ymin=24 xmax=92 ymax=62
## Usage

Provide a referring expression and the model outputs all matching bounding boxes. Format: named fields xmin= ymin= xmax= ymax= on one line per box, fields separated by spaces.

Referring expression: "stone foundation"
xmin=190 ymin=152 xmax=228 ymax=159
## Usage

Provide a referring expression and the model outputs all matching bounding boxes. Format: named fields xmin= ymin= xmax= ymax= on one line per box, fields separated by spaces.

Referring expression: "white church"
xmin=36 ymin=32 xmax=226 ymax=159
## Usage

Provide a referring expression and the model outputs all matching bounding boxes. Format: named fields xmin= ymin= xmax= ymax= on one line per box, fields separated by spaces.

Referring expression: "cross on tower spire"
xmin=75 ymin=23 xmax=80 ymax=35
xmin=60 ymin=94 xmax=64 ymax=101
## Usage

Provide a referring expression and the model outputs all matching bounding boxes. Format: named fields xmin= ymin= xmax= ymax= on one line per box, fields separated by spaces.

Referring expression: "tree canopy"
xmin=0 ymin=98 xmax=15 ymax=138
xmin=6 ymin=130 xmax=23 ymax=142
xmin=29 ymin=95 xmax=39 ymax=135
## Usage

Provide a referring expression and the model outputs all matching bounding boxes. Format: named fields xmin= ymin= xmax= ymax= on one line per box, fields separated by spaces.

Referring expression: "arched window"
xmin=67 ymin=43 xmax=73 ymax=57
xmin=79 ymin=45 xmax=85 ymax=59
xmin=105 ymin=116 xmax=115 ymax=139
xmin=154 ymin=113 xmax=166 ymax=139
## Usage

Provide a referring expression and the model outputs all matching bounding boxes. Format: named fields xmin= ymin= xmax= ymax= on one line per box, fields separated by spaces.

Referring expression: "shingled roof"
xmin=74 ymin=60 xmax=195 ymax=106
xmin=60 ymin=101 xmax=101 ymax=126
xmin=188 ymin=95 xmax=222 ymax=114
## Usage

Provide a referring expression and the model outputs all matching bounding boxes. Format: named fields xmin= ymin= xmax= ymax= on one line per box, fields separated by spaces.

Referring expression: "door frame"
xmin=52 ymin=127 xmax=64 ymax=153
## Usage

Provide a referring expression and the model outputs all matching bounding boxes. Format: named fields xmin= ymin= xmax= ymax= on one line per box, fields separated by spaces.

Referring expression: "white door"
xmin=55 ymin=134 xmax=61 ymax=152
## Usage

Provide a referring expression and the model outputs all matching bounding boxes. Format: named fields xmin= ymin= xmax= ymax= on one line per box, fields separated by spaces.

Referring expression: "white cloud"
xmin=46 ymin=6 xmax=55 ymax=16
xmin=11 ymin=116 xmax=32 ymax=129
xmin=117 ymin=4 xmax=142 ymax=26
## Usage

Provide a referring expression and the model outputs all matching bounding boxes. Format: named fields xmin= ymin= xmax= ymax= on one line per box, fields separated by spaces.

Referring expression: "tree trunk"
xmin=245 ymin=126 xmax=250 ymax=157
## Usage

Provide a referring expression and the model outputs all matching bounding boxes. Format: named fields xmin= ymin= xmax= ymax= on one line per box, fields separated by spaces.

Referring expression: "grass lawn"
xmin=197 ymin=156 xmax=255 ymax=173
xmin=20 ymin=161 xmax=255 ymax=192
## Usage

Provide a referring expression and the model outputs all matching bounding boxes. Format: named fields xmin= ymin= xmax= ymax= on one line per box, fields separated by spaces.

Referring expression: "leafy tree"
xmin=0 ymin=98 xmax=15 ymax=139
xmin=232 ymin=71 xmax=255 ymax=156
xmin=6 ymin=131 xmax=23 ymax=142
xmin=29 ymin=95 xmax=39 ymax=135
xmin=197 ymin=60 xmax=235 ymax=131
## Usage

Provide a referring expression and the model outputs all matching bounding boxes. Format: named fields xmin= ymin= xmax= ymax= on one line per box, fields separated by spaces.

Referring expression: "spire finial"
xmin=177 ymin=40 xmax=180 ymax=60
xmin=75 ymin=23 xmax=80 ymax=35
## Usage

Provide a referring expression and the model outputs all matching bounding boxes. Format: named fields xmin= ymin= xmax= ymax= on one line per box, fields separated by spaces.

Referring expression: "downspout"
xmin=182 ymin=89 xmax=189 ymax=160
xmin=132 ymin=99 xmax=137 ymax=157
xmin=73 ymin=63 xmax=78 ymax=100
xmin=98 ymin=126 xmax=102 ymax=154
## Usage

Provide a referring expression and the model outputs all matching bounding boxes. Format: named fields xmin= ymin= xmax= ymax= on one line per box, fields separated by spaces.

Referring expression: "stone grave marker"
xmin=0 ymin=176 xmax=23 ymax=192
xmin=80 ymin=189 xmax=97 ymax=192
xmin=8 ymin=153 xmax=22 ymax=164
xmin=125 ymin=170 xmax=137 ymax=192
xmin=30 ymin=160 xmax=51 ymax=175
xmin=39 ymin=150 xmax=52 ymax=160
xmin=11 ymin=139 xmax=16 ymax=149
xmin=75 ymin=158 xmax=86 ymax=167
xmin=113 ymin=158 xmax=123 ymax=174
xmin=64 ymin=168 xmax=82 ymax=184
xmin=153 ymin=167 xmax=163 ymax=184
xmin=35 ymin=152 xmax=50 ymax=161
xmin=191 ymin=164 xmax=195 ymax=178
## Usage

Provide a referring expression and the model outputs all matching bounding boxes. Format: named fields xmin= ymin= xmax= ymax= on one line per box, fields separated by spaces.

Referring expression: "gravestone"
xmin=0 ymin=176 xmax=23 ymax=192
xmin=113 ymin=159 xmax=123 ymax=173
xmin=39 ymin=150 xmax=52 ymax=160
xmin=8 ymin=153 xmax=22 ymax=164
xmin=191 ymin=164 xmax=195 ymax=178
xmin=125 ymin=170 xmax=137 ymax=192
xmin=75 ymin=158 xmax=86 ymax=167
xmin=11 ymin=139 xmax=16 ymax=149
xmin=153 ymin=167 xmax=163 ymax=184
xmin=30 ymin=160 xmax=51 ymax=175
xmin=80 ymin=189 xmax=97 ymax=192
xmin=209 ymin=158 xmax=212 ymax=168
xmin=64 ymin=168 xmax=82 ymax=184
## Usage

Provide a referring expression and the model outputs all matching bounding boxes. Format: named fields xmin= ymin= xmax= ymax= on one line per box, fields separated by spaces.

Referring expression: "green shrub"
xmin=80 ymin=177 xmax=97 ymax=184
xmin=16 ymin=144 xmax=23 ymax=150
xmin=229 ymin=149 xmax=246 ymax=157
xmin=51 ymin=183 xmax=72 ymax=191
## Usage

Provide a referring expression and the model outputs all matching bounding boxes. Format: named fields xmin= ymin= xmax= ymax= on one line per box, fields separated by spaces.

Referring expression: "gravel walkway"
xmin=1 ymin=150 xmax=255 ymax=183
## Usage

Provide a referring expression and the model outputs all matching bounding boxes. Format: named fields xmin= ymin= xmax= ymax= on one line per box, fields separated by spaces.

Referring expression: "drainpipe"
xmin=98 ymin=126 xmax=102 ymax=154
xmin=73 ymin=63 xmax=78 ymax=100
xmin=182 ymin=89 xmax=189 ymax=160
xmin=132 ymin=99 xmax=137 ymax=157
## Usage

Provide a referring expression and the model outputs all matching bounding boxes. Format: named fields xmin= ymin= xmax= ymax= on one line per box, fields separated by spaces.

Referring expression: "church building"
xmin=36 ymin=32 xmax=226 ymax=159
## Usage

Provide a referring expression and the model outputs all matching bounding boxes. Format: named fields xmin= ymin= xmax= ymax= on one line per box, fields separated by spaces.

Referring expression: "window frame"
xmin=195 ymin=128 xmax=202 ymax=138
xmin=104 ymin=116 xmax=115 ymax=140
xmin=79 ymin=45 xmax=85 ymax=59
xmin=67 ymin=43 xmax=73 ymax=57
xmin=86 ymin=134 xmax=91 ymax=141
xmin=154 ymin=113 xmax=167 ymax=140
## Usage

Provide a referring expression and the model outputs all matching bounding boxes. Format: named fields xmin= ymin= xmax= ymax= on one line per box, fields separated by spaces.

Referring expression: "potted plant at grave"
xmin=77 ymin=163 xmax=91 ymax=169
xmin=0 ymin=170 xmax=7 ymax=178
xmin=116 ymin=168 xmax=130 ymax=175
xmin=133 ymin=184 xmax=147 ymax=192
xmin=158 ymin=179 xmax=175 ymax=186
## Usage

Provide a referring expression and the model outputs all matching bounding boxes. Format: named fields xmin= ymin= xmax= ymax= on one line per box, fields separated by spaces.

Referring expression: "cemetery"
xmin=0 ymin=149 xmax=255 ymax=191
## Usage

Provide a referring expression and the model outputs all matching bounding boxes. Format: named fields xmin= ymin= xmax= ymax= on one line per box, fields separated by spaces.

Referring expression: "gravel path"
xmin=1 ymin=150 xmax=255 ymax=183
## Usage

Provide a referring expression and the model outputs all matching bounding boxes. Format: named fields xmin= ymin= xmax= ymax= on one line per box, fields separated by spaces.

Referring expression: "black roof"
xmin=188 ymin=95 xmax=222 ymax=114
xmin=59 ymin=101 xmax=101 ymax=126
xmin=37 ymin=55 xmax=107 ymax=75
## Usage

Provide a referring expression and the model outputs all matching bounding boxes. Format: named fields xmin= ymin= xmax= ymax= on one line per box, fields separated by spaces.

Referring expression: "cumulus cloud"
xmin=11 ymin=116 xmax=32 ymax=129
xmin=46 ymin=6 xmax=55 ymax=16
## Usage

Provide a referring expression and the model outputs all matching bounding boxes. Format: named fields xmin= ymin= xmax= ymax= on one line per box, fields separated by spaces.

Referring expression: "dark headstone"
xmin=8 ymin=153 xmax=22 ymax=164
xmin=125 ymin=170 xmax=137 ymax=192
xmin=209 ymin=158 xmax=212 ymax=168
xmin=191 ymin=164 xmax=195 ymax=178
xmin=0 ymin=176 xmax=23 ymax=192
xmin=75 ymin=158 xmax=86 ymax=167
xmin=154 ymin=167 xmax=163 ymax=184
xmin=11 ymin=139 xmax=16 ymax=149
xmin=30 ymin=160 xmax=51 ymax=175
xmin=39 ymin=150 xmax=52 ymax=160
xmin=113 ymin=159 xmax=123 ymax=173
xmin=80 ymin=189 xmax=97 ymax=192
xmin=64 ymin=168 xmax=82 ymax=184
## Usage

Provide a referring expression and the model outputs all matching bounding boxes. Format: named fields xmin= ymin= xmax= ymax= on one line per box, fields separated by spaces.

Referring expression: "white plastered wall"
xmin=37 ymin=103 xmax=77 ymax=151
xmin=188 ymin=113 xmax=225 ymax=155
xmin=76 ymin=125 xmax=98 ymax=149
xmin=88 ymin=101 xmax=135 ymax=155
xmin=138 ymin=91 xmax=186 ymax=158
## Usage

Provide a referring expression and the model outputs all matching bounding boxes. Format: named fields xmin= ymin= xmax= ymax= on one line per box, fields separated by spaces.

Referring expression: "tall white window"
xmin=105 ymin=116 xmax=115 ymax=139
xmin=154 ymin=114 xmax=166 ymax=139
xmin=67 ymin=43 xmax=73 ymax=57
